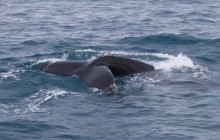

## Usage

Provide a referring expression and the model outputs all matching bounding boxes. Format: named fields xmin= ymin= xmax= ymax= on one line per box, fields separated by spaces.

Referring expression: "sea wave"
xmin=118 ymin=34 xmax=220 ymax=45
xmin=21 ymin=40 xmax=47 ymax=46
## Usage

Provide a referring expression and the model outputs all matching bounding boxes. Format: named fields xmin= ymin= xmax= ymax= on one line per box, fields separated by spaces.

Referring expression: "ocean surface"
xmin=1 ymin=0 xmax=220 ymax=139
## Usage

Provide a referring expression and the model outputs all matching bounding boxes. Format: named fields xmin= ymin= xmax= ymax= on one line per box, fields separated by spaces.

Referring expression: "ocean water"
xmin=1 ymin=0 xmax=220 ymax=139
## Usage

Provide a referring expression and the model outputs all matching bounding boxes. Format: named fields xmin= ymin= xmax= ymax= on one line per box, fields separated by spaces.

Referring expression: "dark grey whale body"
xmin=41 ymin=56 xmax=154 ymax=91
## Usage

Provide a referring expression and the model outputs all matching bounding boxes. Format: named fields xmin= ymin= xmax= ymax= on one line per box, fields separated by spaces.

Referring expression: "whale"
xmin=40 ymin=56 xmax=155 ymax=91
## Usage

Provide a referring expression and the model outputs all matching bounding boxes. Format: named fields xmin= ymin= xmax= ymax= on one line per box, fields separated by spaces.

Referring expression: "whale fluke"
xmin=40 ymin=56 xmax=154 ymax=91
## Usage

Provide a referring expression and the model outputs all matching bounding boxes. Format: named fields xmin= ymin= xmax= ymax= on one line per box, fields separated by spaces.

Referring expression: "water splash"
xmin=83 ymin=49 xmax=215 ymax=81
xmin=74 ymin=49 xmax=195 ymax=70
xmin=34 ymin=49 xmax=196 ymax=72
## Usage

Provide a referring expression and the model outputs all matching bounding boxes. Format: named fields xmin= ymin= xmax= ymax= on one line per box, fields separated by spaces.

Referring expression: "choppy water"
xmin=1 ymin=0 xmax=220 ymax=140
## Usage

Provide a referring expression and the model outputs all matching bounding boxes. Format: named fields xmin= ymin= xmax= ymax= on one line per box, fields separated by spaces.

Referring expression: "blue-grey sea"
xmin=1 ymin=0 xmax=220 ymax=140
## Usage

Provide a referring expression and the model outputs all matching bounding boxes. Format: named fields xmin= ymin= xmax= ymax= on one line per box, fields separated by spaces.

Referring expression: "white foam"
xmin=0 ymin=104 xmax=9 ymax=114
xmin=24 ymin=89 xmax=83 ymax=113
xmin=0 ymin=69 xmax=22 ymax=81
xmin=28 ymin=89 xmax=66 ymax=105
xmin=61 ymin=52 xmax=69 ymax=60
xmin=0 ymin=89 xmax=84 ymax=114
xmin=35 ymin=58 xmax=62 ymax=64
xmin=0 ymin=71 xmax=17 ymax=79
xmin=75 ymin=49 xmax=180 ymax=58
xmin=24 ymin=89 xmax=67 ymax=112
xmin=75 ymin=49 xmax=150 ymax=56
xmin=32 ymin=52 xmax=69 ymax=66
xmin=192 ymin=65 xmax=211 ymax=79
xmin=125 ymin=73 xmax=161 ymax=89
xmin=75 ymin=49 xmax=96 ymax=52
xmin=151 ymin=53 xmax=195 ymax=71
